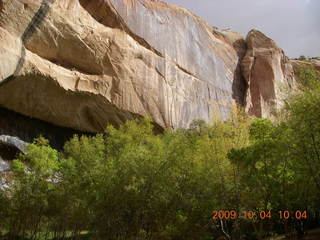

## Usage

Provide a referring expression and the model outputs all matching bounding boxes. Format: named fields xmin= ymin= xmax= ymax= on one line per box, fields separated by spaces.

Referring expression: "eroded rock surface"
xmin=291 ymin=59 xmax=320 ymax=72
xmin=0 ymin=157 xmax=9 ymax=172
xmin=241 ymin=30 xmax=296 ymax=118
xmin=0 ymin=135 xmax=27 ymax=165
xmin=0 ymin=135 xmax=27 ymax=155
xmin=0 ymin=157 xmax=10 ymax=190
xmin=0 ymin=0 xmax=247 ymax=132
xmin=0 ymin=0 xmax=299 ymax=133
xmin=0 ymin=0 xmax=248 ymax=132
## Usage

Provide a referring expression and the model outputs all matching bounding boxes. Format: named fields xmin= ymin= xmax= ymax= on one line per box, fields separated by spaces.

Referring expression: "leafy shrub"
xmin=294 ymin=64 xmax=320 ymax=89
xmin=1 ymin=99 xmax=320 ymax=239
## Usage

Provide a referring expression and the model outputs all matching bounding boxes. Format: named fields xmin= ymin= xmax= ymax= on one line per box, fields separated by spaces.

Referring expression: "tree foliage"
xmin=1 ymin=65 xmax=320 ymax=239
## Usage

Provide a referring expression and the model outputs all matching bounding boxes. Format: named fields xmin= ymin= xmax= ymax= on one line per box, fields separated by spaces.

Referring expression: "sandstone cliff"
xmin=0 ymin=0 xmax=296 ymax=135
xmin=241 ymin=30 xmax=296 ymax=118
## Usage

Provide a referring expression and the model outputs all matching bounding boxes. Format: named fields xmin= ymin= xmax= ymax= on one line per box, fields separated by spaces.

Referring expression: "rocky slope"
xmin=310 ymin=59 xmax=320 ymax=71
xmin=291 ymin=59 xmax=320 ymax=72
xmin=0 ymin=0 xmax=297 ymax=146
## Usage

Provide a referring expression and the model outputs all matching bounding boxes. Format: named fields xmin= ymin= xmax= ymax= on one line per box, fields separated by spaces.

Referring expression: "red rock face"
xmin=0 ymin=0 xmax=248 ymax=132
xmin=0 ymin=0 xmax=296 ymax=132
xmin=241 ymin=30 xmax=296 ymax=118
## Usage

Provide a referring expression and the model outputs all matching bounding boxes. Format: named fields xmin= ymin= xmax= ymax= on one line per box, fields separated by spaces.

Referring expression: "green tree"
xmin=294 ymin=64 xmax=320 ymax=90
xmin=285 ymin=87 xmax=320 ymax=199
xmin=5 ymin=138 xmax=59 ymax=240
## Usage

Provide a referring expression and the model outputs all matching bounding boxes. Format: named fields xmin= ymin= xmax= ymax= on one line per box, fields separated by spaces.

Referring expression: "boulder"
xmin=0 ymin=135 xmax=27 ymax=155
xmin=0 ymin=135 xmax=27 ymax=161
xmin=0 ymin=157 xmax=9 ymax=172
xmin=0 ymin=0 xmax=246 ymax=132
xmin=241 ymin=30 xmax=296 ymax=118
xmin=0 ymin=157 xmax=10 ymax=190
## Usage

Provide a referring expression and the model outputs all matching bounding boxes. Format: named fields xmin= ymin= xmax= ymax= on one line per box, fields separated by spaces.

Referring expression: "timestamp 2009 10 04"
xmin=211 ymin=210 xmax=308 ymax=220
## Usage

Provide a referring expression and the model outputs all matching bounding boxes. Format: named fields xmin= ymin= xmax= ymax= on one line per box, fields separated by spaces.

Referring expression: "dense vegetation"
xmin=0 ymin=66 xmax=319 ymax=240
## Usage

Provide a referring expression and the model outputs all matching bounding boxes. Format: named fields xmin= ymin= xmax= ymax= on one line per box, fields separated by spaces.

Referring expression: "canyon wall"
xmin=0 ymin=0 xmax=297 ymax=153
xmin=241 ymin=30 xmax=296 ymax=118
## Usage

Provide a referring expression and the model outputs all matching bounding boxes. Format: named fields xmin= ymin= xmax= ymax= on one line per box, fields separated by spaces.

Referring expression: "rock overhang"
xmin=0 ymin=0 xmax=296 ymax=133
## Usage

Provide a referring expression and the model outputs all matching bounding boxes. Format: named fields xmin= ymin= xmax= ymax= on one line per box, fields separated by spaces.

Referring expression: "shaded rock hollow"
xmin=0 ymin=0 xmax=296 ymax=134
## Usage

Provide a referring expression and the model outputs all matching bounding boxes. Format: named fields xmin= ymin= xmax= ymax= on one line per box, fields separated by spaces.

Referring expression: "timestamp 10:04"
xmin=211 ymin=210 xmax=308 ymax=220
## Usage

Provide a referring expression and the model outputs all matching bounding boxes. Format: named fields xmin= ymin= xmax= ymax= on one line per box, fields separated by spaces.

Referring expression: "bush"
xmin=294 ymin=64 xmax=320 ymax=89
xmin=298 ymin=55 xmax=307 ymax=61
xmin=0 ymin=115 xmax=251 ymax=240
xmin=1 ymin=102 xmax=320 ymax=239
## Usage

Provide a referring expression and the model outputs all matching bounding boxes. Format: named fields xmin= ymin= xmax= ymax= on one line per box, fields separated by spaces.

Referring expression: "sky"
xmin=163 ymin=0 xmax=320 ymax=58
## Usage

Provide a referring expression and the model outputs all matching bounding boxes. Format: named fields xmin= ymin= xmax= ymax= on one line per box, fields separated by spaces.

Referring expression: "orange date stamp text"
xmin=211 ymin=210 xmax=308 ymax=220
